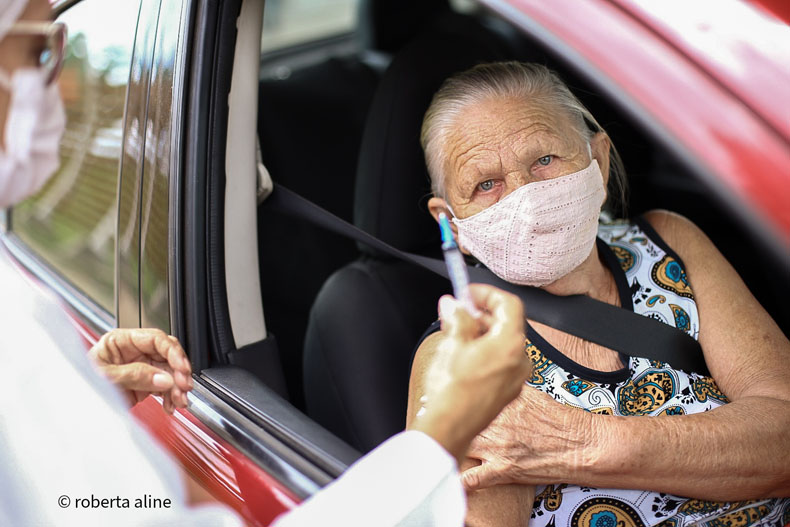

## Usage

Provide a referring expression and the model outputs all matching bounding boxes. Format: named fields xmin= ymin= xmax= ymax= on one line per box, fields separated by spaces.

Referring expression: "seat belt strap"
xmin=265 ymin=183 xmax=709 ymax=376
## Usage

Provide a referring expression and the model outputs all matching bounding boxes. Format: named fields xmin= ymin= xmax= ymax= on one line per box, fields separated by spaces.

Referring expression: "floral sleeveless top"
xmin=526 ymin=218 xmax=790 ymax=527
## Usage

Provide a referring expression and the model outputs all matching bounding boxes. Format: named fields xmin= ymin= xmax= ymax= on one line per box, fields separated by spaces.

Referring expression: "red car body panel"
xmin=752 ymin=0 xmax=790 ymax=24
xmin=499 ymin=0 xmax=790 ymax=240
xmin=615 ymin=0 xmax=790 ymax=141
xmin=132 ymin=399 xmax=299 ymax=526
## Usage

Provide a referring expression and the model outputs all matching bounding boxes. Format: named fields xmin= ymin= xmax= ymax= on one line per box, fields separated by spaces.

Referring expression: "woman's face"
xmin=440 ymin=97 xmax=602 ymax=219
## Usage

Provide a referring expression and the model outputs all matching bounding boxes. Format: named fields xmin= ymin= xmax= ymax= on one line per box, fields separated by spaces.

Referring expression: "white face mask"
xmin=0 ymin=67 xmax=65 ymax=208
xmin=450 ymin=159 xmax=606 ymax=287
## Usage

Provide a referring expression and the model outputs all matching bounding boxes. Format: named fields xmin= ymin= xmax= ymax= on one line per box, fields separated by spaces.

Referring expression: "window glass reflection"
xmin=13 ymin=0 xmax=140 ymax=314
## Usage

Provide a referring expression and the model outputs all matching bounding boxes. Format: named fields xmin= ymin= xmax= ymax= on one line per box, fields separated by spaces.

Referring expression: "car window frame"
xmin=179 ymin=0 xmax=362 ymax=502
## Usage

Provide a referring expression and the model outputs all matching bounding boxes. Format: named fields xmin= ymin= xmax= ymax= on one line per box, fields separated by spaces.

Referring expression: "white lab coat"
xmin=272 ymin=431 xmax=465 ymax=527
xmin=0 ymin=247 xmax=465 ymax=526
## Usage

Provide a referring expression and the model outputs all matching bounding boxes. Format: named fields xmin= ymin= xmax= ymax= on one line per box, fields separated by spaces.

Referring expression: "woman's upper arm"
xmin=642 ymin=210 xmax=790 ymax=401
xmin=406 ymin=331 xmax=447 ymax=428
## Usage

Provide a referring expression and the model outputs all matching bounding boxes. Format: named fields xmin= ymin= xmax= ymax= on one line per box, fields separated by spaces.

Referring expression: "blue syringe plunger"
xmin=438 ymin=212 xmax=457 ymax=249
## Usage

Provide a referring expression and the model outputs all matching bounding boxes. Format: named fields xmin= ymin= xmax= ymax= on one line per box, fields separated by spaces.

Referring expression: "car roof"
xmin=493 ymin=0 xmax=790 ymax=243
xmin=617 ymin=0 xmax=790 ymax=142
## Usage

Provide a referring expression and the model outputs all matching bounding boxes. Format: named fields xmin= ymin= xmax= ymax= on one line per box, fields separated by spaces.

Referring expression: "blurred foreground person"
xmin=0 ymin=4 xmax=532 ymax=526
xmin=0 ymin=0 xmax=224 ymax=525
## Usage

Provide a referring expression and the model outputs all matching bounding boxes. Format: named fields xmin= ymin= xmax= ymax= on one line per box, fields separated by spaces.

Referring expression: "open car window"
xmin=249 ymin=0 xmax=790 ymax=450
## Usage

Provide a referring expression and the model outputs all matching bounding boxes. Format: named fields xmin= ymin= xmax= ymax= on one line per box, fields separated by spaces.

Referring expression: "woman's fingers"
xmin=101 ymin=361 xmax=175 ymax=393
xmin=88 ymin=328 xmax=193 ymax=416
xmin=174 ymin=368 xmax=194 ymax=393
xmin=162 ymin=392 xmax=175 ymax=415
xmin=462 ymin=462 xmax=507 ymax=492
xmin=129 ymin=329 xmax=191 ymax=373
xmin=97 ymin=329 xmax=192 ymax=390
xmin=99 ymin=360 xmax=190 ymax=409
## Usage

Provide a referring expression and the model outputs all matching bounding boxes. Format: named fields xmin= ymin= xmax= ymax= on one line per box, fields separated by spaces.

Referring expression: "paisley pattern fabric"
xmin=599 ymin=220 xmax=699 ymax=339
xmin=526 ymin=218 xmax=790 ymax=527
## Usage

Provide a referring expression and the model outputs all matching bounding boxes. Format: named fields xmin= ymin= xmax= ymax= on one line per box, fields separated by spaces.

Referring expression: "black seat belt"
xmin=266 ymin=183 xmax=709 ymax=376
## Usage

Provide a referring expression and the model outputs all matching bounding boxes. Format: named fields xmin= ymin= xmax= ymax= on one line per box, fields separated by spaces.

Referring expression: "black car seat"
xmin=256 ymin=0 xmax=452 ymax=408
xmin=302 ymin=11 xmax=527 ymax=452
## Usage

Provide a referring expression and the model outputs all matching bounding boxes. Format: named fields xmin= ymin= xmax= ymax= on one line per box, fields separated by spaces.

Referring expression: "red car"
xmin=2 ymin=0 xmax=788 ymax=524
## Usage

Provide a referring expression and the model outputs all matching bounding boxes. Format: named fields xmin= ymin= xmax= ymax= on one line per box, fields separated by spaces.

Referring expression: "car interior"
xmin=205 ymin=0 xmax=790 ymax=458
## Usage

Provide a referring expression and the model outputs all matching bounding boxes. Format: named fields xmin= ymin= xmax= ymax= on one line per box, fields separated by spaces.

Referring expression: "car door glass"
xmin=261 ymin=0 xmax=359 ymax=53
xmin=12 ymin=0 xmax=140 ymax=314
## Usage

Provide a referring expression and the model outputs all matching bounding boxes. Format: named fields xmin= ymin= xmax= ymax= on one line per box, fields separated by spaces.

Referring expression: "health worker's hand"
xmin=409 ymin=284 xmax=533 ymax=463
xmin=88 ymin=328 xmax=193 ymax=414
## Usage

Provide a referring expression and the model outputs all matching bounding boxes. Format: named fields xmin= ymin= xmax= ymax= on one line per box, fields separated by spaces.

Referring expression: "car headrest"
xmin=356 ymin=0 xmax=451 ymax=54
xmin=353 ymin=13 xmax=518 ymax=255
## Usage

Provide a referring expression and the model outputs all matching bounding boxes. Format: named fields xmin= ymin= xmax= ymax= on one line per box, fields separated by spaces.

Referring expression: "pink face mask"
xmin=450 ymin=159 xmax=605 ymax=287
xmin=0 ymin=67 xmax=65 ymax=207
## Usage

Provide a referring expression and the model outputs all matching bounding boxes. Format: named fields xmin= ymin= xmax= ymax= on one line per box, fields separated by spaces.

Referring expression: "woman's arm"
xmin=593 ymin=210 xmax=790 ymax=498
xmin=408 ymin=331 xmax=535 ymax=526
xmin=463 ymin=210 xmax=790 ymax=500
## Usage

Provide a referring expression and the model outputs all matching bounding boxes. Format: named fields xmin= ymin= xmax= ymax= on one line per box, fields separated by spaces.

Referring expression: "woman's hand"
xmin=88 ymin=328 xmax=193 ymax=414
xmin=408 ymin=284 xmax=533 ymax=464
xmin=462 ymin=386 xmax=594 ymax=492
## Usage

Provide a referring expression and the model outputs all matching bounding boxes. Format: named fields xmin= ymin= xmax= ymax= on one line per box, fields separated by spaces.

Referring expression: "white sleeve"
xmin=272 ymin=430 xmax=465 ymax=527
xmin=0 ymin=254 xmax=244 ymax=527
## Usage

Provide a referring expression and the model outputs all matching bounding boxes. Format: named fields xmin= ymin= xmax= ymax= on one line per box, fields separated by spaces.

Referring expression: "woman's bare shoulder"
xmin=640 ymin=209 xmax=713 ymax=261
xmin=642 ymin=209 xmax=704 ymax=242
xmin=411 ymin=331 xmax=447 ymax=383
xmin=406 ymin=331 xmax=448 ymax=426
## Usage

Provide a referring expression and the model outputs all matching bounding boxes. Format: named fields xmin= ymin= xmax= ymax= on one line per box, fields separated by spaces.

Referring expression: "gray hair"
xmin=421 ymin=61 xmax=627 ymax=215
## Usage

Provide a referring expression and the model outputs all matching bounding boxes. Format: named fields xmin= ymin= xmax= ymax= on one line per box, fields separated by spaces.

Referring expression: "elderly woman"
xmin=406 ymin=62 xmax=790 ymax=527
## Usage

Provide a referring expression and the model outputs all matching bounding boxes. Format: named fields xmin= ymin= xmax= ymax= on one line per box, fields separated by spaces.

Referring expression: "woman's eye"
xmin=478 ymin=180 xmax=495 ymax=192
xmin=537 ymin=155 xmax=553 ymax=166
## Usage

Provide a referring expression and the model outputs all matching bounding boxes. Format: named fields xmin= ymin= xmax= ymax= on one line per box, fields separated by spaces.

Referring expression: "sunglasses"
xmin=7 ymin=21 xmax=68 ymax=85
